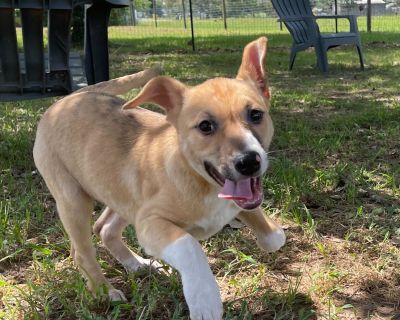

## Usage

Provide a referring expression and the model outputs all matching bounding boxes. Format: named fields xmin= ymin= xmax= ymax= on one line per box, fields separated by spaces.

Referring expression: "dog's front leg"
xmin=137 ymin=217 xmax=223 ymax=320
xmin=162 ymin=234 xmax=222 ymax=320
xmin=238 ymin=208 xmax=286 ymax=253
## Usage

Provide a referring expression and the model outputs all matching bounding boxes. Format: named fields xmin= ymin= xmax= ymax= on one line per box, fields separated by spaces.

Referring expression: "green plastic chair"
xmin=271 ymin=0 xmax=365 ymax=73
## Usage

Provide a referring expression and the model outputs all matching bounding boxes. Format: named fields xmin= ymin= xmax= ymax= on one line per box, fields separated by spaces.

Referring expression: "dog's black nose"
xmin=234 ymin=151 xmax=261 ymax=176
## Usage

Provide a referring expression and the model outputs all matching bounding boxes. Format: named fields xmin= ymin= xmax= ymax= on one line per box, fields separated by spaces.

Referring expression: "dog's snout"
xmin=234 ymin=151 xmax=261 ymax=176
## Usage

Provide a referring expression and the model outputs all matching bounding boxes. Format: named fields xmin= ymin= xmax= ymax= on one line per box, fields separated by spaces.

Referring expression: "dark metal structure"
xmin=271 ymin=0 xmax=365 ymax=73
xmin=84 ymin=0 xmax=129 ymax=85
xmin=0 ymin=0 xmax=128 ymax=101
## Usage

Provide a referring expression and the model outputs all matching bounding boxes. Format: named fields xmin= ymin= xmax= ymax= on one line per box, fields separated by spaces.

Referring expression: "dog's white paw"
xmin=184 ymin=281 xmax=223 ymax=320
xmin=108 ymin=288 xmax=127 ymax=302
xmin=227 ymin=218 xmax=245 ymax=229
xmin=123 ymin=256 xmax=168 ymax=274
xmin=161 ymin=235 xmax=223 ymax=319
xmin=257 ymin=227 xmax=286 ymax=253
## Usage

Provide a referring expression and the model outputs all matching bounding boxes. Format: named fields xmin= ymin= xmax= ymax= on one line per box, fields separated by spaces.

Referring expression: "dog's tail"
xmin=74 ymin=66 xmax=161 ymax=96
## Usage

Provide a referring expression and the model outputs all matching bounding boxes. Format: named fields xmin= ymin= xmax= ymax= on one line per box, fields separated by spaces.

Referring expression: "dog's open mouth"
xmin=204 ymin=162 xmax=263 ymax=210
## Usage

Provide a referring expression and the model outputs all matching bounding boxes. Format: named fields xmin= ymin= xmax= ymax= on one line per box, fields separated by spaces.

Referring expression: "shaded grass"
xmin=1 ymin=33 xmax=400 ymax=319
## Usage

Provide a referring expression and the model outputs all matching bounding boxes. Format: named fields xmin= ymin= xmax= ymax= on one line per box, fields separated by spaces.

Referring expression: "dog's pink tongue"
xmin=218 ymin=179 xmax=252 ymax=200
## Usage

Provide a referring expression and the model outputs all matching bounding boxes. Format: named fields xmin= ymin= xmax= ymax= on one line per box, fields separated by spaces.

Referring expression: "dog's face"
xmin=123 ymin=37 xmax=273 ymax=210
xmin=177 ymin=77 xmax=273 ymax=210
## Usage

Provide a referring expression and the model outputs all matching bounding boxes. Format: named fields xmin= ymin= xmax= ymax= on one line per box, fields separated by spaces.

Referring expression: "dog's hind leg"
xmin=57 ymin=196 xmax=127 ymax=301
xmin=37 ymin=158 xmax=126 ymax=301
xmin=94 ymin=207 xmax=164 ymax=273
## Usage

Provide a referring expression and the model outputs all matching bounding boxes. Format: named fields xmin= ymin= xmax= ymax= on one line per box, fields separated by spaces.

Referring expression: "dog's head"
xmin=123 ymin=37 xmax=273 ymax=210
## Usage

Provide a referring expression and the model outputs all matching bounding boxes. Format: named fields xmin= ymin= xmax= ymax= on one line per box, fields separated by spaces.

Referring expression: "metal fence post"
xmin=182 ymin=0 xmax=187 ymax=29
xmin=129 ymin=1 xmax=136 ymax=26
xmin=153 ymin=0 xmax=157 ymax=27
xmin=222 ymin=0 xmax=227 ymax=30
xmin=334 ymin=0 xmax=338 ymax=33
xmin=367 ymin=0 xmax=372 ymax=32
xmin=189 ymin=0 xmax=195 ymax=51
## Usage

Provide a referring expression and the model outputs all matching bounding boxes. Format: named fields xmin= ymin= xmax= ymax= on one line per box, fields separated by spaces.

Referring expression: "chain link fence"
xmin=106 ymin=0 xmax=399 ymax=51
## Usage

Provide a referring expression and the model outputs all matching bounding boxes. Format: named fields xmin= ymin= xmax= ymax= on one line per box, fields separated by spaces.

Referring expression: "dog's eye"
xmin=248 ymin=109 xmax=264 ymax=124
xmin=198 ymin=120 xmax=216 ymax=135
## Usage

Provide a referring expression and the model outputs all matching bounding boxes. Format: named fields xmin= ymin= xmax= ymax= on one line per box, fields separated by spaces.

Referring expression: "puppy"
xmin=33 ymin=37 xmax=286 ymax=320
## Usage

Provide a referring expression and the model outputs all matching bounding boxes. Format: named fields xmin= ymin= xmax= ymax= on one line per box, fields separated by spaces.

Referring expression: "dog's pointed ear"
xmin=122 ymin=76 xmax=186 ymax=122
xmin=236 ymin=37 xmax=270 ymax=100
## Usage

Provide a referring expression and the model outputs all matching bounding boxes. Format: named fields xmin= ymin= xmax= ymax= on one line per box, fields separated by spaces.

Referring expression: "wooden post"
xmin=367 ymin=0 xmax=371 ymax=32
xmin=221 ymin=0 xmax=227 ymax=30
xmin=182 ymin=0 xmax=187 ymax=29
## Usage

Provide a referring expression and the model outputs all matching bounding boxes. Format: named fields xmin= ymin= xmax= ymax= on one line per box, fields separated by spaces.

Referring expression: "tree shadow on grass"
xmin=262 ymin=74 xmax=399 ymax=317
xmin=270 ymin=95 xmax=400 ymax=226
xmin=109 ymin=32 xmax=399 ymax=55
xmin=224 ymin=291 xmax=317 ymax=320
xmin=334 ymin=277 xmax=400 ymax=319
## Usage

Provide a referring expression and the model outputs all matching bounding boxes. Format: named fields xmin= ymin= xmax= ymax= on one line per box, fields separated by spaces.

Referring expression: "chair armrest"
xmin=316 ymin=15 xmax=355 ymax=19
xmin=278 ymin=15 xmax=314 ymax=22
xmin=315 ymin=15 xmax=359 ymax=33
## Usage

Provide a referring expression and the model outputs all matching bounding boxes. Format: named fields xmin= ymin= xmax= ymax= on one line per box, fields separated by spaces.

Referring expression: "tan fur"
xmin=33 ymin=38 xmax=285 ymax=313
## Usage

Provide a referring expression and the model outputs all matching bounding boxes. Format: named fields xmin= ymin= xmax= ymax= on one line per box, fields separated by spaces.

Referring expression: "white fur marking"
xmin=257 ymin=227 xmax=286 ymax=253
xmin=161 ymin=235 xmax=223 ymax=320
xmin=243 ymin=129 xmax=268 ymax=173
xmin=189 ymin=194 xmax=240 ymax=240
xmin=108 ymin=288 xmax=127 ymax=302
xmin=122 ymin=256 xmax=166 ymax=273
xmin=121 ymin=256 xmax=143 ymax=273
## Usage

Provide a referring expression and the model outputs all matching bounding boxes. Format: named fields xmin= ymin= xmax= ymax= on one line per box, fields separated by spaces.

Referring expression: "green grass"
xmin=109 ymin=15 xmax=400 ymax=35
xmin=1 ymin=30 xmax=400 ymax=319
xmin=107 ymin=15 xmax=400 ymax=53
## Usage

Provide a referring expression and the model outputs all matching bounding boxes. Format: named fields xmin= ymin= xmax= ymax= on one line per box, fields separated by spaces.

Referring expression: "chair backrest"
xmin=0 ymin=1 xmax=75 ymax=101
xmin=271 ymin=0 xmax=318 ymax=45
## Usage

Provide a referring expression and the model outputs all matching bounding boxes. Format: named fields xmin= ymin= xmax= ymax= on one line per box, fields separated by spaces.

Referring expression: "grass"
xmin=110 ymin=15 xmax=400 ymax=35
xmin=107 ymin=15 xmax=400 ymax=52
xmin=1 ymin=28 xmax=400 ymax=319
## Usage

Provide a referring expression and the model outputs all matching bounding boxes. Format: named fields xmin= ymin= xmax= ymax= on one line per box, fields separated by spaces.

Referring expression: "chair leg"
xmin=356 ymin=44 xmax=365 ymax=70
xmin=289 ymin=50 xmax=297 ymax=70
xmin=315 ymin=44 xmax=328 ymax=73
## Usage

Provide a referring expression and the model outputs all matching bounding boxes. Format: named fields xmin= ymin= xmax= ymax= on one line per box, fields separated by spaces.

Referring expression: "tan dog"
xmin=33 ymin=37 xmax=285 ymax=320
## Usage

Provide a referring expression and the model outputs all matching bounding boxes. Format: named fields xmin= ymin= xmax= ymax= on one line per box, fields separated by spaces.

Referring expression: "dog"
xmin=33 ymin=37 xmax=286 ymax=320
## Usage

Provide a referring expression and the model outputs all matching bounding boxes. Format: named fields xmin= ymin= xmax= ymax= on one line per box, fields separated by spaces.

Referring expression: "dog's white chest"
xmin=188 ymin=195 xmax=240 ymax=240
